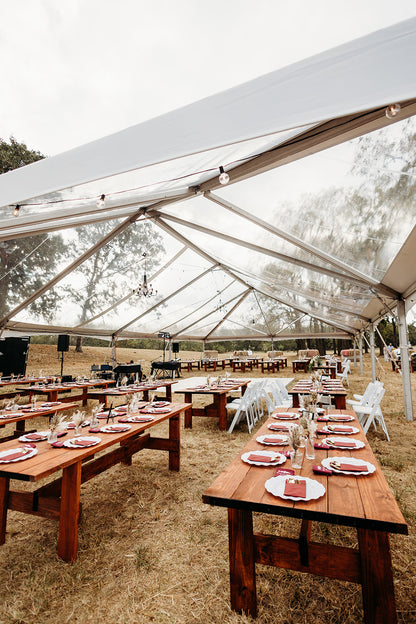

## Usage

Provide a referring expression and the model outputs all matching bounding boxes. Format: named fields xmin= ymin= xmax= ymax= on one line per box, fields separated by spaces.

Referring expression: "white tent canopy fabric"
xmin=0 ymin=17 xmax=416 ymax=346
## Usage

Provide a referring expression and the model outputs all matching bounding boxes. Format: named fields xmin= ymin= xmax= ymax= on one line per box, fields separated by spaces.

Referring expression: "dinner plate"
xmin=321 ymin=456 xmax=375 ymax=475
xmin=19 ymin=431 xmax=49 ymax=442
xmin=140 ymin=407 xmax=171 ymax=414
xmin=152 ymin=401 xmax=170 ymax=407
xmin=64 ymin=436 xmax=101 ymax=448
xmin=265 ymin=475 xmax=326 ymax=501
xmin=125 ymin=415 xmax=154 ymax=422
xmin=256 ymin=434 xmax=289 ymax=446
xmin=272 ymin=412 xmax=298 ymax=420
xmin=268 ymin=422 xmax=293 ymax=432
xmin=41 ymin=402 xmax=61 ymax=407
xmin=241 ymin=451 xmax=286 ymax=466
xmin=0 ymin=412 xmax=21 ymax=419
xmin=100 ymin=424 xmax=132 ymax=433
xmin=0 ymin=446 xmax=38 ymax=463
xmin=326 ymin=414 xmax=355 ymax=422
xmin=322 ymin=437 xmax=365 ymax=450
xmin=321 ymin=424 xmax=359 ymax=435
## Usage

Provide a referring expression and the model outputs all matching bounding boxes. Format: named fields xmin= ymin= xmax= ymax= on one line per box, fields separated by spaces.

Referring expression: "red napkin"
xmin=329 ymin=415 xmax=352 ymax=421
xmin=104 ymin=425 xmax=127 ymax=432
xmin=264 ymin=436 xmax=285 ymax=444
xmin=284 ymin=479 xmax=306 ymax=497
xmin=24 ymin=433 xmax=45 ymax=441
xmin=329 ymin=426 xmax=353 ymax=433
xmin=339 ymin=463 xmax=368 ymax=472
xmin=317 ymin=417 xmax=329 ymax=422
xmin=269 ymin=424 xmax=289 ymax=431
xmin=313 ymin=465 xmax=332 ymax=475
xmin=274 ymin=468 xmax=294 ymax=476
xmin=314 ymin=441 xmax=330 ymax=449
xmin=247 ymin=453 xmax=275 ymax=463
xmin=72 ymin=439 xmax=94 ymax=447
xmin=329 ymin=440 xmax=356 ymax=448
xmin=2 ymin=448 xmax=31 ymax=461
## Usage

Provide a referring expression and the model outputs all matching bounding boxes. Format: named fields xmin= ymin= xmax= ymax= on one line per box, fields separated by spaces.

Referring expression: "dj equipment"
xmin=172 ymin=342 xmax=180 ymax=354
xmin=151 ymin=360 xmax=181 ymax=379
xmin=113 ymin=364 xmax=143 ymax=382
xmin=57 ymin=334 xmax=70 ymax=352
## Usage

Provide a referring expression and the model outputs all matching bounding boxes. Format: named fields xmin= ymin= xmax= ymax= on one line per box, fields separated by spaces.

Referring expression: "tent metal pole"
xmin=205 ymin=192 xmax=394 ymax=295
xmin=353 ymin=337 xmax=357 ymax=368
xmin=359 ymin=333 xmax=363 ymax=375
xmin=369 ymin=324 xmax=377 ymax=382
xmin=397 ymin=299 xmax=414 ymax=421
xmin=204 ymin=290 xmax=252 ymax=340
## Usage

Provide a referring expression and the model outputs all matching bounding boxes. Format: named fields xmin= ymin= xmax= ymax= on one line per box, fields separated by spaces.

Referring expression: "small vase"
xmin=290 ymin=448 xmax=303 ymax=469
xmin=48 ymin=430 xmax=58 ymax=443
xmin=74 ymin=424 xmax=83 ymax=437
xmin=305 ymin=436 xmax=315 ymax=460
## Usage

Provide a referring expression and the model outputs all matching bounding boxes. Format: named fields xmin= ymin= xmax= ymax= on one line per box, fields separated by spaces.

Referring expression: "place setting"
xmin=271 ymin=411 xmax=299 ymax=420
xmin=18 ymin=431 xmax=49 ymax=442
xmin=63 ymin=436 xmax=102 ymax=448
xmin=256 ymin=434 xmax=289 ymax=446
xmin=265 ymin=474 xmax=326 ymax=501
xmin=319 ymin=424 xmax=360 ymax=435
xmin=241 ymin=450 xmax=287 ymax=466
xmin=321 ymin=437 xmax=365 ymax=450
xmin=321 ymin=456 xmax=376 ymax=475
xmin=0 ymin=445 xmax=38 ymax=463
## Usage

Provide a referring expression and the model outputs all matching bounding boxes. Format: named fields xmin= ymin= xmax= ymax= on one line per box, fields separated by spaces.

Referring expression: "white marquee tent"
xmin=0 ymin=17 xmax=415 ymax=417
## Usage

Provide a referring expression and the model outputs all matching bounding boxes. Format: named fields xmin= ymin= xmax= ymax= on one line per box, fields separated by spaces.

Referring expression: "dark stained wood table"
xmin=0 ymin=402 xmax=79 ymax=439
xmin=0 ymin=402 xmax=190 ymax=562
xmin=289 ymin=380 xmax=347 ymax=409
xmin=86 ymin=379 xmax=177 ymax=406
xmin=175 ymin=380 xmax=250 ymax=430
xmin=179 ymin=360 xmax=201 ymax=372
xmin=260 ymin=359 xmax=280 ymax=373
xmin=292 ymin=359 xmax=310 ymax=373
xmin=312 ymin=364 xmax=337 ymax=379
xmin=202 ymin=408 xmax=408 ymax=623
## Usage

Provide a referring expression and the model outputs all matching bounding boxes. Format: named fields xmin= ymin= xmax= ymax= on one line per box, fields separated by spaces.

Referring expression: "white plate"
xmin=125 ymin=415 xmax=154 ymax=422
xmin=19 ymin=431 xmax=49 ymax=442
xmin=272 ymin=412 xmax=298 ymax=420
xmin=256 ymin=434 xmax=289 ymax=446
xmin=100 ymin=424 xmax=132 ymax=433
xmin=326 ymin=414 xmax=354 ymax=422
xmin=321 ymin=424 xmax=359 ymax=435
xmin=64 ymin=436 xmax=101 ymax=448
xmin=241 ymin=451 xmax=286 ymax=466
xmin=321 ymin=456 xmax=375 ymax=475
xmin=0 ymin=446 xmax=38 ymax=463
xmin=322 ymin=437 xmax=365 ymax=450
xmin=265 ymin=475 xmax=326 ymax=501
xmin=268 ymin=423 xmax=293 ymax=432
xmin=0 ymin=412 xmax=21 ymax=419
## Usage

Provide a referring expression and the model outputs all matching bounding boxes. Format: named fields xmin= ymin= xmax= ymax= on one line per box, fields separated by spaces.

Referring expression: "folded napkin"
xmin=24 ymin=433 xmax=45 ymax=441
xmin=51 ymin=441 xmax=65 ymax=448
xmin=328 ymin=415 xmax=352 ymax=421
xmin=316 ymin=429 xmax=327 ymax=435
xmin=314 ymin=441 xmax=330 ymax=449
xmin=72 ymin=439 xmax=94 ymax=447
xmin=327 ymin=426 xmax=353 ymax=433
xmin=2 ymin=448 xmax=31 ymax=461
xmin=327 ymin=440 xmax=356 ymax=448
xmin=317 ymin=417 xmax=329 ymax=422
xmin=88 ymin=428 xmax=101 ymax=433
xmin=313 ymin=465 xmax=332 ymax=475
xmin=284 ymin=479 xmax=306 ymax=497
xmin=103 ymin=425 xmax=128 ymax=432
xmin=264 ymin=436 xmax=286 ymax=444
xmin=338 ymin=462 xmax=368 ymax=472
xmin=274 ymin=468 xmax=294 ymax=476
xmin=269 ymin=424 xmax=290 ymax=431
xmin=247 ymin=453 xmax=276 ymax=463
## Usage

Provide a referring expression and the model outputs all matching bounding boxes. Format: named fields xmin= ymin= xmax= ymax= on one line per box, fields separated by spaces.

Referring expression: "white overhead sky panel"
xmin=1 ymin=18 xmax=416 ymax=210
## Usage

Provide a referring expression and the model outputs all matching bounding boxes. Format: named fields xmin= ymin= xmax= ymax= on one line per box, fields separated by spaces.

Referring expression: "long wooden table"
xmin=86 ymin=379 xmax=177 ymax=406
xmin=202 ymin=408 xmax=408 ymax=623
xmin=23 ymin=379 xmax=116 ymax=406
xmin=289 ymin=380 xmax=347 ymax=409
xmin=175 ymin=380 xmax=249 ymax=430
xmin=0 ymin=402 xmax=190 ymax=561
xmin=0 ymin=402 xmax=78 ymax=439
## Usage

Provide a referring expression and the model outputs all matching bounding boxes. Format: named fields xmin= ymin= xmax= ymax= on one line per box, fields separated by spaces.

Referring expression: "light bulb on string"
xmin=96 ymin=194 xmax=106 ymax=208
xmin=218 ymin=166 xmax=229 ymax=185
xmin=385 ymin=103 xmax=401 ymax=119
xmin=13 ymin=205 xmax=20 ymax=217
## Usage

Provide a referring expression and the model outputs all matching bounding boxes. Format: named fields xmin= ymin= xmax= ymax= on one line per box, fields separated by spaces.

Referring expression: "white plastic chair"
xmin=336 ymin=359 xmax=351 ymax=387
xmin=353 ymin=386 xmax=389 ymax=440
xmin=227 ymin=386 xmax=258 ymax=433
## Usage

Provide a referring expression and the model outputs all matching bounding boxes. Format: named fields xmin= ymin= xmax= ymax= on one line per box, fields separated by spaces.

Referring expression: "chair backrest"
xmin=267 ymin=350 xmax=283 ymax=359
xmin=203 ymin=350 xmax=218 ymax=360
xmin=90 ymin=364 xmax=99 ymax=371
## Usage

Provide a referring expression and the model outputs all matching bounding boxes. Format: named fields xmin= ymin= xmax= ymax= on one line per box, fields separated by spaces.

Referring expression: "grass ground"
xmin=0 ymin=344 xmax=415 ymax=624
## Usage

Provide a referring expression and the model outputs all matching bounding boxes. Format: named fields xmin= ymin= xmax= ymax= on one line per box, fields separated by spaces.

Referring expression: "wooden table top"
xmin=289 ymin=381 xmax=347 ymax=396
xmin=26 ymin=379 xmax=116 ymax=392
xmin=177 ymin=380 xmax=249 ymax=395
xmin=0 ymin=402 xmax=78 ymax=427
xmin=0 ymin=402 xmax=189 ymax=483
xmin=203 ymin=408 xmax=407 ymax=535
xmin=87 ymin=379 xmax=178 ymax=396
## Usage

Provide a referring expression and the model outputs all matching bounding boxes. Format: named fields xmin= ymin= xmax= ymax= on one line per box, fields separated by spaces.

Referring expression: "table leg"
xmin=184 ymin=393 xmax=193 ymax=428
xmin=57 ymin=462 xmax=82 ymax=562
xmin=228 ymin=508 xmax=257 ymax=617
xmin=166 ymin=385 xmax=172 ymax=401
xmin=168 ymin=414 xmax=180 ymax=471
xmin=217 ymin=394 xmax=227 ymax=430
xmin=82 ymin=387 xmax=88 ymax=406
xmin=357 ymin=529 xmax=398 ymax=624
xmin=0 ymin=477 xmax=10 ymax=545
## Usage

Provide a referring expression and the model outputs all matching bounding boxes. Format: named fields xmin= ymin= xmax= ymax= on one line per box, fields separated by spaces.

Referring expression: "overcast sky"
xmin=0 ymin=0 xmax=415 ymax=157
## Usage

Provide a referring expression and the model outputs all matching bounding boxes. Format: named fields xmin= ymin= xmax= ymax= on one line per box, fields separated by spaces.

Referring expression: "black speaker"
xmin=172 ymin=342 xmax=179 ymax=353
xmin=0 ymin=336 xmax=30 ymax=377
xmin=57 ymin=334 xmax=70 ymax=352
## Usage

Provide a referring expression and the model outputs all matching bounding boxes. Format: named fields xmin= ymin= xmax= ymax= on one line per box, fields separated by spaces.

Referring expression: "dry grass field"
xmin=0 ymin=343 xmax=415 ymax=624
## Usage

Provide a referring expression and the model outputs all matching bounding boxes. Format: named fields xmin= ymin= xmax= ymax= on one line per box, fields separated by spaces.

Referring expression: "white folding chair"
xmin=336 ymin=359 xmax=351 ymax=387
xmin=353 ymin=386 xmax=389 ymax=440
xmin=227 ymin=386 xmax=258 ymax=433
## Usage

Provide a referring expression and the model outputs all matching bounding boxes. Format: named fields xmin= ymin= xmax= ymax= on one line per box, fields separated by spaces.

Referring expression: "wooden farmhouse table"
xmin=175 ymin=380 xmax=250 ymax=430
xmin=179 ymin=359 xmax=201 ymax=372
xmin=289 ymin=380 xmax=347 ymax=409
xmin=0 ymin=401 xmax=190 ymax=562
xmin=203 ymin=408 xmax=408 ymax=623
xmin=260 ymin=359 xmax=280 ymax=373
xmin=86 ymin=379 xmax=177 ymax=407
xmin=312 ymin=364 xmax=337 ymax=379
xmin=22 ymin=379 xmax=116 ymax=406
xmin=0 ymin=402 xmax=79 ymax=439
xmin=292 ymin=359 xmax=310 ymax=373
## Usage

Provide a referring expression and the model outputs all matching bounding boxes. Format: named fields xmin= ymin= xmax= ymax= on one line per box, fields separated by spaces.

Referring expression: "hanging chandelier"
xmin=134 ymin=252 xmax=157 ymax=297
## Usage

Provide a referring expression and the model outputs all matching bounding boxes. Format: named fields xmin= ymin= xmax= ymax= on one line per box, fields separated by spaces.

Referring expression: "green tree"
xmin=0 ymin=137 xmax=66 ymax=320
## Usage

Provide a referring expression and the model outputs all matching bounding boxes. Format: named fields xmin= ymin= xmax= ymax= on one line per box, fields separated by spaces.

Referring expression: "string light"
xmin=218 ymin=166 xmax=230 ymax=185
xmin=385 ymin=103 xmax=401 ymax=119
xmin=13 ymin=205 xmax=20 ymax=217
xmin=96 ymin=194 xmax=106 ymax=208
